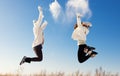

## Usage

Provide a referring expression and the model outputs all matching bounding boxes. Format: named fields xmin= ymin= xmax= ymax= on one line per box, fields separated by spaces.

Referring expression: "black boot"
xmin=87 ymin=46 xmax=95 ymax=51
xmin=25 ymin=57 xmax=31 ymax=63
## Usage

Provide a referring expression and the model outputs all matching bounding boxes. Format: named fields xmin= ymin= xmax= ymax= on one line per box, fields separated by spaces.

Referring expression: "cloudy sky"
xmin=0 ymin=0 xmax=120 ymax=74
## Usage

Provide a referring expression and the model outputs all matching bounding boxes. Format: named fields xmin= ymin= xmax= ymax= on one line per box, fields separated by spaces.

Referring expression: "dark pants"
xmin=25 ymin=44 xmax=43 ymax=63
xmin=78 ymin=44 xmax=90 ymax=63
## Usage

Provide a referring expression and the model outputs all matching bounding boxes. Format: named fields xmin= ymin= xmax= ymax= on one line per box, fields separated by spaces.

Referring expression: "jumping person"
xmin=72 ymin=13 xmax=98 ymax=63
xmin=20 ymin=6 xmax=48 ymax=65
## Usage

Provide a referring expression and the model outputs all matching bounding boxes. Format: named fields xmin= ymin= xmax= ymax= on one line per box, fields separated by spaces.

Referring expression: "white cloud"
xmin=66 ymin=0 xmax=92 ymax=19
xmin=49 ymin=0 xmax=92 ymax=22
xmin=49 ymin=0 xmax=61 ymax=20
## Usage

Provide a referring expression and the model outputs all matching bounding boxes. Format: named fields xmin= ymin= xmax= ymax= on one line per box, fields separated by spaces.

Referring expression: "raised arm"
xmin=41 ymin=20 xmax=48 ymax=30
xmin=33 ymin=6 xmax=44 ymax=27
xmin=76 ymin=13 xmax=82 ymax=27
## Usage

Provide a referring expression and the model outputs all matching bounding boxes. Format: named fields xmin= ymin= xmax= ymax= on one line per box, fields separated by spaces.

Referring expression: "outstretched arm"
xmin=41 ymin=20 xmax=48 ymax=30
xmin=34 ymin=6 xmax=44 ymax=26
xmin=76 ymin=13 xmax=82 ymax=27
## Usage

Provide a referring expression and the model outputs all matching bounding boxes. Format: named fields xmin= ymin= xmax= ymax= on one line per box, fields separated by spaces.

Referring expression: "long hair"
xmin=74 ymin=23 xmax=78 ymax=29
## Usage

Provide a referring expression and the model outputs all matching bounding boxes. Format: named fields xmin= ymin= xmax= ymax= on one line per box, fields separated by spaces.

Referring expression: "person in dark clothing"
xmin=20 ymin=6 xmax=48 ymax=65
xmin=72 ymin=13 xmax=98 ymax=63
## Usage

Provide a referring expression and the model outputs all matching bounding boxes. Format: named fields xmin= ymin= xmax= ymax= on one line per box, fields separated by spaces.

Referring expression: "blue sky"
xmin=0 ymin=0 xmax=120 ymax=74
